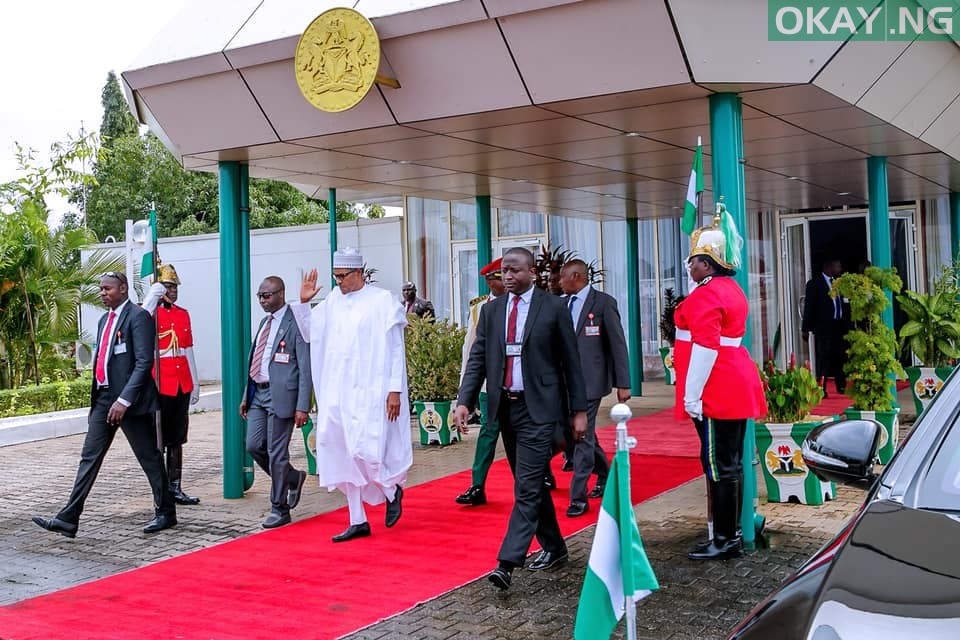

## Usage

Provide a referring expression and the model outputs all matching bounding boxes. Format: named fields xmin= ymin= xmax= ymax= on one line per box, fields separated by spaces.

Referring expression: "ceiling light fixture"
xmin=623 ymin=132 xmax=642 ymax=137
xmin=787 ymin=176 xmax=799 ymax=180
xmin=511 ymin=178 xmax=528 ymax=183
xmin=395 ymin=160 xmax=412 ymax=164
xmin=837 ymin=191 xmax=851 ymax=196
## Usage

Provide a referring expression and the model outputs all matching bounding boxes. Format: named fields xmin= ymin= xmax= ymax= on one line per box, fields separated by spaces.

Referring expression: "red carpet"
xmin=0 ymin=441 xmax=701 ymax=639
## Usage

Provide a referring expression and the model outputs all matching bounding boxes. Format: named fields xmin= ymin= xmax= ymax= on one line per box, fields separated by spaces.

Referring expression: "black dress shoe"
xmin=544 ymin=473 xmax=557 ymax=491
xmin=171 ymin=484 xmax=200 ymax=506
xmin=332 ymin=522 xmax=371 ymax=542
xmin=488 ymin=566 xmax=512 ymax=590
xmin=687 ymin=536 xmax=743 ymax=561
xmin=143 ymin=513 xmax=177 ymax=534
xmin=287 ymin=470 xmax=307 ymax=510
xmin=566 ymin=501 xmax=589 ymax=518
xmin=385 ymin=485 xmax=403 ymax=528
xmin=32 ymin=516 xmax=77 ymax=539
xmin=587 ymin=482 xmax=606 ymax=499
xmin=561 ymin=457 xmax=574 ymax=472
xmin=455 ymin=485 xmax=487 ymax=506
xmin=262 ymin=510 xmax=291 ymax=529
xmin=528 ymin=549 xmax=569 ymax=571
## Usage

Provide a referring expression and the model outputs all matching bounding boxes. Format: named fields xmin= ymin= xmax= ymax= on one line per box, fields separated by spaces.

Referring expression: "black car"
xmin=727 ymin=371 xmax=960 ymax=639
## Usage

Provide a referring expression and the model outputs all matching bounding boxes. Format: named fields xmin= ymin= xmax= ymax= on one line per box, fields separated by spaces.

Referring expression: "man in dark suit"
xmin=802 ymin=257 xmax=848 ymax=395
xmin=401 ymin=282 xmax=435 ymax=318
xmin=455 ymin=247 xmax=587 ymax=591
xmin=558 ymin=259 xmax=632 ymax=517
xmin=33 ymin=272 xmax=176 ymax=538
xmin=240 ymin=276 xmax=311 ymax=529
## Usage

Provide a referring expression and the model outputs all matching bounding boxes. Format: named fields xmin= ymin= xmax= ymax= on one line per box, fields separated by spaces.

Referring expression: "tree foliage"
xmin=82 ymin=72 xmax=381 ymax=241
xmin=0 ymin=135 xmax=123 ymax=389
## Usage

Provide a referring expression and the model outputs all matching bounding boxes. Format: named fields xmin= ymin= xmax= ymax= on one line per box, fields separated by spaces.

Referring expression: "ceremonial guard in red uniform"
xmin=672 ymin=202 xmax=766 ymax=560
xmin=143 ymin=264 xmax=202 ymax=506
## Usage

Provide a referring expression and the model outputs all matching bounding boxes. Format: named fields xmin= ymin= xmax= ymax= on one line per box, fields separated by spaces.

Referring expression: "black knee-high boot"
xmin=688 ymin=478 xmax=743 ymax=561
xmin=166 ymin=446 xmax=200 ymax=505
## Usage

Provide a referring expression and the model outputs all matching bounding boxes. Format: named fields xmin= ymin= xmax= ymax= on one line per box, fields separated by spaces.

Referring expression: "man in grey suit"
xmin=559 ymin=259 xmax=632 ymax=517
xmin=240 ymin=276 xmax=311 ymax=529
xmin=455 ymin=247 xmax=587 ymax=591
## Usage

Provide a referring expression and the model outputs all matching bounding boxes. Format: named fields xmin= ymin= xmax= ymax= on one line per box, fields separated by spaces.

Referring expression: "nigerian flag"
xmin=139 ymin=210 xmax=157 ymax=278
xmin=573 ymin=448 xmax=658 ymax=640
xmin=680 ymin=137 xmax=703 ymax=236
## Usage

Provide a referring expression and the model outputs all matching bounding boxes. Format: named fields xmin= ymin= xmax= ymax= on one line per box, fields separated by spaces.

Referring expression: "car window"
xmin=918 ymin=404 xmax=960 ymax=511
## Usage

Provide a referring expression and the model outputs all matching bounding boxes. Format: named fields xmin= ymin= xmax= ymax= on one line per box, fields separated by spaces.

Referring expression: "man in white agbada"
xmin=291 ymin=248 xmax=412 ymax=542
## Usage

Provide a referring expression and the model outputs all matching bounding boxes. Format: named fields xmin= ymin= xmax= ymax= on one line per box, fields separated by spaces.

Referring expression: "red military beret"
xmin=479 ymin=257 xmax=502 ymax=277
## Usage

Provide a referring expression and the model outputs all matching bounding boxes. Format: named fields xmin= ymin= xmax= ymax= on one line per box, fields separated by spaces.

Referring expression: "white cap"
xmin=333 ymin=247 xmax=363 ymax=269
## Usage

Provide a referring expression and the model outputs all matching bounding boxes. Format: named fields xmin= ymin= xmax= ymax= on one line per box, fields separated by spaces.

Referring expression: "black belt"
xmin=503 ymin=390 xmax=524 ymax=401
xmin=254 ymin=382 xmax=270 ymax=390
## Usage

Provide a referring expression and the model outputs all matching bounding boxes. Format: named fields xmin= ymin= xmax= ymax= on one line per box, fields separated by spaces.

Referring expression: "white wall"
xmin=80 ymin=217 xmax=403 ymax=382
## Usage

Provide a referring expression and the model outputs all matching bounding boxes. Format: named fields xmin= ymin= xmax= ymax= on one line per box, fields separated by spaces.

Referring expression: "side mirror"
xmin=802 ymin=419 xmax=881 ymax=487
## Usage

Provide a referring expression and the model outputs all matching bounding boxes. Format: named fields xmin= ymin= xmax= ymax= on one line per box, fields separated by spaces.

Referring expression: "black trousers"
xmin=814 ymin=323 xmax=847 ymax=389
xmin=496 ymin=395 xmax=566 ymax=567
xmin=58 ymin=391 xmax=174 ymax=524
xmin=159 ymin=390 xmax=190 ymax=447
xmin=569 ymin=398 xmax=609 ymax=502
xmin=693 ymin=417 xmax=746 ymax=482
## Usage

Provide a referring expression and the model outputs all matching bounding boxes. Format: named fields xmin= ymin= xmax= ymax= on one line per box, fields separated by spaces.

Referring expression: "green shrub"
xmin=404 ymin=315 xmax=466 ymax=401
xmin=760 ymin=355 xmax=823 ymax=423
xmin=0 ymin=374 xmax=92 ymax=418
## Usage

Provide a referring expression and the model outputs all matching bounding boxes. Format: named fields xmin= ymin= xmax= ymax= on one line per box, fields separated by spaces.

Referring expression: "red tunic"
xmin=155 ymin=304 xmax=194 ymax=397
xmin=672 ymin=276 xmax=766 ymax=420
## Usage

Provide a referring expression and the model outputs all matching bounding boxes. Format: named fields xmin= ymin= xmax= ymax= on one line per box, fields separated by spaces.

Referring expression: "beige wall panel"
xmin=499 ymin=0 xmax=688 ymax=103
xmin=224 ymin=0 xmax=343 ymax=68
xmin=294 ymin=126 xmax=429 ymax=150
xmin=891 ymin=49 xmax=960 ymax=138
xmin=138 ymin=71 xmax=278 ymax=156
xmin=815 ymin=40 xmax=910 ymax=104
xmin=919 ymin=96 xmax=960 ymax=157
xmin=241 ymin=61 xmax=397 ymax=141
xmin=409 ymin=106 xmax=556 ymax=134
xmin=484 ymin=0 xmax=582 ymax=18
xmin=543 ymin=85 xmax=709 ymax=117
xmin=360 ymin=0 xmax=487 ymax=39
xmin=858 ymin=41 xmax=958 ymax=124
xmin=378 ymin=21 xmax=531 ymax=122
xmin=741 ymin=85 xmax=848 ymax=116
xmin=669 ymin=0 xmax=841 ymax=83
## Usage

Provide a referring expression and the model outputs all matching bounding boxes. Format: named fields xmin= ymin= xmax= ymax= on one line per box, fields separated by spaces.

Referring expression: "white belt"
xmin=158 ymin=353 xmax=185 ymax=359
xmin=674 ymin=329 xmax=741 ymax=347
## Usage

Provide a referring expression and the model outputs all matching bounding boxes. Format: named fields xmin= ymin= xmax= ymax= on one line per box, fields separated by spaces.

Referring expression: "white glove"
xmin=684 ymin=343 xmax=718 ymax=420
xmin=190 ymin=387 xmax=200 ymax=405
xmin=141 ymin=282 xmax=167 ymax=314
xmin=185 ymin=346 xmax=200 ymax=405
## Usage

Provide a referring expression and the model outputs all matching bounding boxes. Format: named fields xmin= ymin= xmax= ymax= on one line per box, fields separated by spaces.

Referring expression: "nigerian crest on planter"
xmin=404 ymin=315 xmax=466 ymax=446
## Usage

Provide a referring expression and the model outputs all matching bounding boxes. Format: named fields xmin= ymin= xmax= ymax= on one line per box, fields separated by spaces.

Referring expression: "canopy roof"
xmin=122 ymin=0 xmax=960 ymax=217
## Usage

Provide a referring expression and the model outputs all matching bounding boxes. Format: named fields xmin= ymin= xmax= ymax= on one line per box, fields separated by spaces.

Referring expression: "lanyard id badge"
xmin=273 ymin=340 xmax=291 ymax=364
xmin=584 ymin=313 xmax=600 ymax=337
xmin=505 ymin=342 xmax=522 ymax=357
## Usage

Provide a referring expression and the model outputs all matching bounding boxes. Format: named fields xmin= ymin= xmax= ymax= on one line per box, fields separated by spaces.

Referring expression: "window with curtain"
xmin=747 ymin=209 xmax=779 ymax=362
xmin=657 ymin=217 xmax=686 ymax=300
xmin=923 ymin=196 xmax=952 ymax=288
xmin=451 ymin=200 xmax=476 ymax=241
xmin=548 ymin=215 xmax=601 ymax=264
xmin=498 ymin=209 xmax=544 ymax=237
xmin=405 ymin=197 xmax=451 ymax=320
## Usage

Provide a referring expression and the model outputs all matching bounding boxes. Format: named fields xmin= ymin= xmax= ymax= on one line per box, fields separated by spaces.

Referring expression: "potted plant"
xmin=833 ymin=266 xmax=905 ymax=464
xmin=896 ymin=262 xmax=960 ymax=414
xmin=659 ymin=288 xmax=685 ymax=385
xmin=404 ymin=315 xmax=467 ymax=446
xmin=755 ymin=355 xmax=836 ymax=505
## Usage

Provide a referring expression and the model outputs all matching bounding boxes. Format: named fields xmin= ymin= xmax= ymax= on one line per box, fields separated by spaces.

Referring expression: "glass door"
xmin=890 ymin=209 xmax=919 ymax=360
xmin=451 ymin=243 xmax=478 ymax=329
xmin=780 ymin=218 xmax=812 ymax=369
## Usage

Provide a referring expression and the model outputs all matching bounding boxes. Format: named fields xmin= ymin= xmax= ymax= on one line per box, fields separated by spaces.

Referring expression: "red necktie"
xmin=503 ymin=295 xmax=520 ymax=389
xmin=95 ymin=311 xmax=116 ymax=385
xmin=249 ymin=315 xmax=273 ymax=380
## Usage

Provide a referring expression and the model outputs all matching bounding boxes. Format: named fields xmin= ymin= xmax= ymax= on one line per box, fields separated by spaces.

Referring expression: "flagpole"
xmin=695 ymin=135 xmax=702 ymax=227
xmin=149 ymin=205 xmax=163 ymax=452
xmin=611 ymin=403 xmax=637 ymax=640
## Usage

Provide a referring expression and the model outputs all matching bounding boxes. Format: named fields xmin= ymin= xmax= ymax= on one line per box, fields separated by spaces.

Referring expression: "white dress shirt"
xmin=505 ymin=287 xmax=534 ymax=392
xmin=566 ymin=283 xmax=591 ymax=330
xmin=252 ymin=304 xmax=288 ymax=383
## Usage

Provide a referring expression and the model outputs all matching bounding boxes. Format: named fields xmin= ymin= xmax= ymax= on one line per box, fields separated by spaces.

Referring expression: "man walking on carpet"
xmin=294 ymin=248 xmax=412 ymax=542
xmin=240 ymin=276 xmax=311 ymax=529
xmin=33 ymin=272 xmax=176 ymax=538
xmin=557 ymin=259 xmax=632 ymax=518
xmin=455 ymin=247 xmax=587 ymax=590
xmin=455 ymin=257 xmax=507 ymax=507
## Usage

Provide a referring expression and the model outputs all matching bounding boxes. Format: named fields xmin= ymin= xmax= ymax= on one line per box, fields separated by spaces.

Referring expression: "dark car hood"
xmin=807 ymin=500 xmax=960 ymax=638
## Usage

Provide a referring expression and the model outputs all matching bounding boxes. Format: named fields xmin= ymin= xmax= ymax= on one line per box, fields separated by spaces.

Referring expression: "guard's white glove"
xmin=141 ymin=282 xmax=167 ymax=314
xmin=185 ymin=346 xmax=200 ymax=405
xmin=684 ymin=343 xmax=718 ymax=420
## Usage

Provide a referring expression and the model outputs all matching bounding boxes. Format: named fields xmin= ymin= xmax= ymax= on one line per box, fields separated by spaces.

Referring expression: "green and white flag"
xmin=573 ymin=449 xmax=658 ymax=640
xmin=680 ymin=137 xmax=703 ymax=236
xmin=139 ymin=209 xmax=157 ymax=278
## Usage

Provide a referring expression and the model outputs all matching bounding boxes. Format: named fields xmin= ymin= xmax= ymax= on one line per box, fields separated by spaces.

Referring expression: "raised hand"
xmin=301 ymin=268 xmax=322 ymax=303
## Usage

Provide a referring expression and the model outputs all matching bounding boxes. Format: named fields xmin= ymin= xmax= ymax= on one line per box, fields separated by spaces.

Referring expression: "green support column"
xmin=219 ymin=161 xmax=245 ymax=498
xmin=950 ymin=192 xmax=960 ymax=263
xmin=476 ymin=196 xmax=492 ymax=295
xmin=329 ymin=188 xmax=338 ymax=288
xmin=238 ymin=164 xmax=254 ymax=491
xmin=709 ymin=93 xmax=758 ymax=550
xmin=625 ymin=217 xmax=643 ymax=396
xmin=868 ymin=157 xmax=894 ymax=328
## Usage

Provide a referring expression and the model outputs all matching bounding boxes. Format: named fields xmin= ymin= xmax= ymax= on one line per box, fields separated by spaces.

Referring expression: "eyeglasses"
xmin=256 ymin=290 xmax=282 ymax=299
xmin=100 ymin=271 xmax=128 ymax=284
xmin=333 ymin=270 xmax=360 ymax=281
